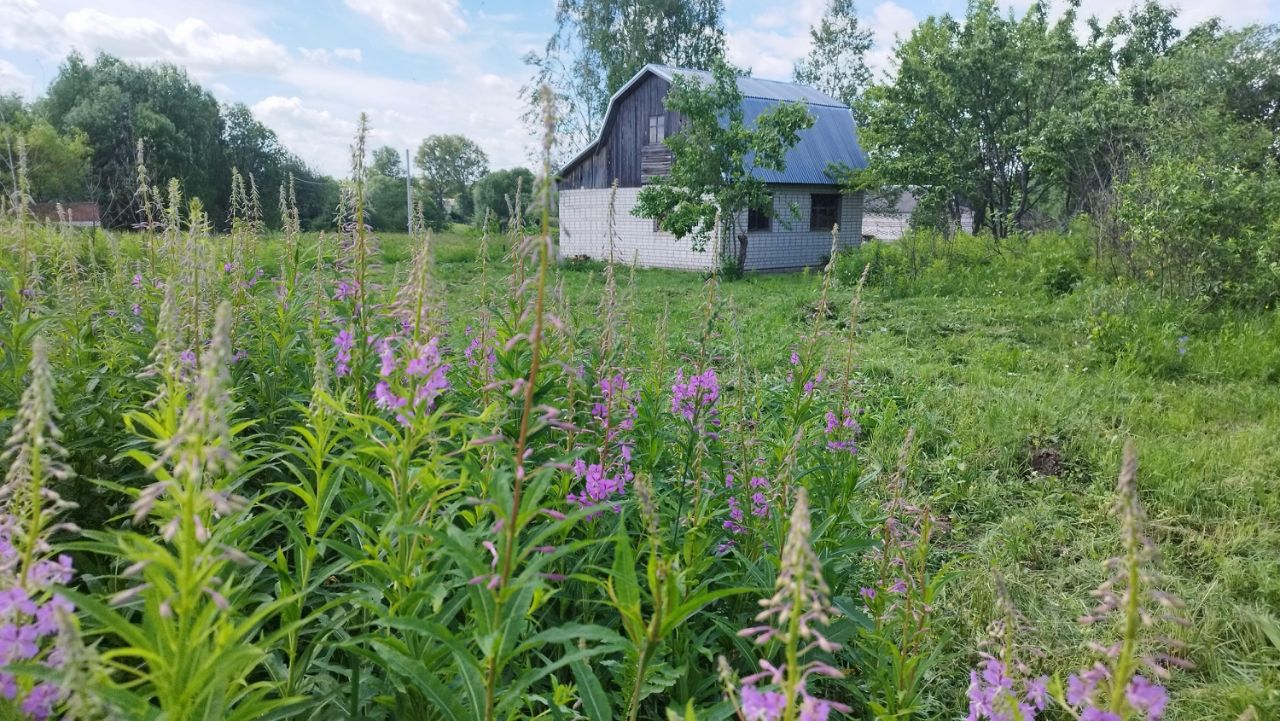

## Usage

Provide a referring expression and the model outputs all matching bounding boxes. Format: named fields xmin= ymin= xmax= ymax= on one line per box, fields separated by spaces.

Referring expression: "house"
xmin=557 ymin=65 xmax=867 ymax=271
xmin=31 ymin=201 xmax=101 ymax=228
xmin=861 ymin=189 xmax=975 ymax=241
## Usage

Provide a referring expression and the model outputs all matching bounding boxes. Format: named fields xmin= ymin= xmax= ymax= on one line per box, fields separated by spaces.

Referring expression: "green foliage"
xmin=633 ymin=60 xmax=814 ymax=273
xmin=0 ymin=114 xmax=91 ymax=202
xmin=414 ymin=134 xmax=489 ymax=221
xmin=42 ymin=52 xmax=227 ymax=225
xmin=471 ymin=167 xmax=536 ymax=228
xmin=21 ymin=52 xmax=336 ymax=230
xmin=792 ymin=0 xmax=873 ymax=123
xmin=862 ymin=0 xmax=1097 ymax=238
xmin=1115 ymin=157 xmax=1280 ymax=307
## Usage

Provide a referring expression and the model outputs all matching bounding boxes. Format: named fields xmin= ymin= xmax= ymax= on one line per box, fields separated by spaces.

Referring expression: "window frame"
xmin=747 ymin=200 xmax=772 ymax=233
xmin=809 ymin=193 xmax=840 ymax=232
xmin=647 ymin=114 xmax=666 ymax=145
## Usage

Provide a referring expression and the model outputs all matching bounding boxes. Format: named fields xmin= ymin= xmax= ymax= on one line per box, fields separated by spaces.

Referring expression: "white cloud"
xmin=343 ymin=0 xmax=468 ymax=50
xmin=868 ymin=2 xmax=918 ymax=78
xmin=726 ymin=0 xmax=913 ymax=81
xmin=60 ymin=10 xmax=289 ymax=73
xmin=0 ymin=0 xmax=66 ymax=54
xmin=0 ymin=1 xmax=288 ymax=74
xmin=251 ymin=96 xmax=356 ymax=173
xmin=0 ymin=59 xmax=31 ymax=94
xmin=253 ymin=64 xmax=531 ymax=176
xmin=298 ymin=47 xmax=364 ymax=63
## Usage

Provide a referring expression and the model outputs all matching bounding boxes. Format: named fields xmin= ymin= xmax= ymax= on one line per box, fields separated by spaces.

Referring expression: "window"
xmin=748 ymin=203 xmax=771 ymax=232
xmin=647 ymin=114 xmax=666 ymax=145
xmin=810 ymin=193 xmax=840 ymax=231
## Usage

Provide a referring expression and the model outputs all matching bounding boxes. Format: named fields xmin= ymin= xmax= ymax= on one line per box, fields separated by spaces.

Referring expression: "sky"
xmin=2 ymin=0 xmax=1276 ymax=177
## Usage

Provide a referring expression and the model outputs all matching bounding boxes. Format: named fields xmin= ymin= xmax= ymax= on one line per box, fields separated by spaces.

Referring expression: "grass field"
xmin=2 ymin=220 xmax=1277 ymax=719
xmin=413 ymin=226 xmax=1280 ymax=717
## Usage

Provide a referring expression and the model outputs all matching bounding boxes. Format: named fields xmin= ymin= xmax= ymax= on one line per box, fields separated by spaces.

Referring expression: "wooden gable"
xmin=558 ymin=71 xmax=682 ymax=190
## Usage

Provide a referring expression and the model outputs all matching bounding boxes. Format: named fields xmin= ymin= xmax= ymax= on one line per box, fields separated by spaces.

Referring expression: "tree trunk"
xmin=736 ymin=232 xmax=748 ymax=274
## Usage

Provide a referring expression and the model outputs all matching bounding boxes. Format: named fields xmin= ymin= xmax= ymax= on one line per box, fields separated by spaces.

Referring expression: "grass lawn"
xmin=408 ymin=226 xmax=1280 ymax=718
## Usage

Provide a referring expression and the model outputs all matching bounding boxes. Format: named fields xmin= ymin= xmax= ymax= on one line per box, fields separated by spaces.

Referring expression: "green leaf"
xmin=570 ymin=654 xmax=613 ymax=721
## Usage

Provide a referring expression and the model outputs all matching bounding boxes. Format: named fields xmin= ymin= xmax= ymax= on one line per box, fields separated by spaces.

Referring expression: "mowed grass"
xmin=391 ymin=226 xmax=1280 ymax=718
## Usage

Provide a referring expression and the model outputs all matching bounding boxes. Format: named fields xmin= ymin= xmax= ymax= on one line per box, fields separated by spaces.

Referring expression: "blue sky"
xmin=2 ymin=0 xmax=1275 ymax=175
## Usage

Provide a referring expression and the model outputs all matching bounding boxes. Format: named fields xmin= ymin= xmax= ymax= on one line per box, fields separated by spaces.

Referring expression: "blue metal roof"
xmin=559 ymin=64 xmax=867 ymax=186
xmin=646 ymin=65 xmax=847 ymax=107
xmin=740 ymin=97 xmax=867 ymax=184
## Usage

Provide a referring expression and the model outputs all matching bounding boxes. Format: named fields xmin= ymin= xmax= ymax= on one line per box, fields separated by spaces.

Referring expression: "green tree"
xmin=414 ymin=134 xmax=488 ymax=220
xmin=633 ymin=60 xmax=813 ymax=273
xmin=793 ymin=0 xmax=874 ymax=123
xmin=370 ymin=145 xmax=404 ymax=178
xmin=42 ymin=52 xmax=227 ymax=226
xmin=1 ymin=96 xmax=91 ymax=202
xmin=862 ymin=0 xmax=1096 ymax=237
xmin=471 ymin=167 xmax=536 ymax=228
xmin=524 ymin=0 xmax=726 ymax=165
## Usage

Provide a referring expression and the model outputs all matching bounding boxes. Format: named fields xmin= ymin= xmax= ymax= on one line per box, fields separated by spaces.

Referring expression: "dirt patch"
xmin=1027 ymin=445 xmax=1065 ymax=477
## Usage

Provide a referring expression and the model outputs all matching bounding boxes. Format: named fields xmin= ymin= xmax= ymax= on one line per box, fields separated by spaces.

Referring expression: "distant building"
xmin=30 ymin=201 xmax=101 ymax=228
xmin=861 ymin=189 xmax=974 ymax=241
xmin=557 ymin=64 xmax=868 ymax=271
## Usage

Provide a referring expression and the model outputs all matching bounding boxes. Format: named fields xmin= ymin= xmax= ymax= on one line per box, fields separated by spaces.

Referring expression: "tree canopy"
xmin=793 ymin=0 xmax=874 ymax=124
xmin=415 ymin=134 xmax=489 ymax=221
xmin=472 ymin=167 xmax=536 ymax=228
xmin=16 ymin=51 xmax=335 ymax=229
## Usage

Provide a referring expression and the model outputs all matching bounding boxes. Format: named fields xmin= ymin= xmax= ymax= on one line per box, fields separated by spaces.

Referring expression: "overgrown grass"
xmin=396 ymin=225 xmax=1280 ymax=716
xmin=507 ymin=229 xmax=1279 ymax=717
xmin=1 ymin=216 xmax=1275 ymax=719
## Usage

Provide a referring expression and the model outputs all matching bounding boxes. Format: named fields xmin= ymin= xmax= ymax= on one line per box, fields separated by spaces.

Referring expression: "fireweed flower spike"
xmin=1056 ymin=442 xmax=1183 ymax=721
xmin=0 ymin=338 xmax=86 ymax=718
xmin=736 ymin=487 xmax=850 ymax=721
xmin=333 ymin=327 xmax=354 ymax=377
xmin=567 ymin=373 xmax=636 ymax=514
xmin=368 ymin=336 xmax=451 ymax=428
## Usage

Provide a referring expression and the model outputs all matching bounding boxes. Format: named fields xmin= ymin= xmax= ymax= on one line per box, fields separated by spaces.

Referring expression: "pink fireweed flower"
xmin=333 ymin=328 xmax=354 ymax=377
xmin=1126 ymin=676 xmax=1167 ymax=720
xmin=1060 ymin=444 xmax=1182 ymax=720
xmin=965 ymin=657 xmax=1048 ymax=721
xmin=740 ymin=684 xmax=786 ymax=721
xmin=671 ymin=367 xmax=720 ymax=422
xmin=567 ymin=373 xmax=637 ymax=515
xmin=803 ymin=368 xmax=825 ymax=396
xmin=723 ymin=496 xmax=745 ymax=534
xmin=565 ymin=458 xmax=630 ymax=515
xmin=368 ymin=337 xmax=451 ymax=427
xmin=823 ymin=407 xmax=860 ymax=454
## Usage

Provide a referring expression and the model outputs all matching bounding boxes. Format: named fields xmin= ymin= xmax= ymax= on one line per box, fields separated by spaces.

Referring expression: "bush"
xmin=1115 ymin=155 xmax=1280 ymax=309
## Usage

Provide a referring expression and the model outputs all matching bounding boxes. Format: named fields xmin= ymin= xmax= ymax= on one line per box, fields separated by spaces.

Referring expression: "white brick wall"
xmin=735 ymin=186 xmax=864 ymax=271
xmin=558 ymin=186 xmax=863 ymax=272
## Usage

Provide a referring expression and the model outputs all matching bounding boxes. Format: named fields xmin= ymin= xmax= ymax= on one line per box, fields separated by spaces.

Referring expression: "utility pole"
xmin=405 ymin=148 xmax=413 ymax=234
